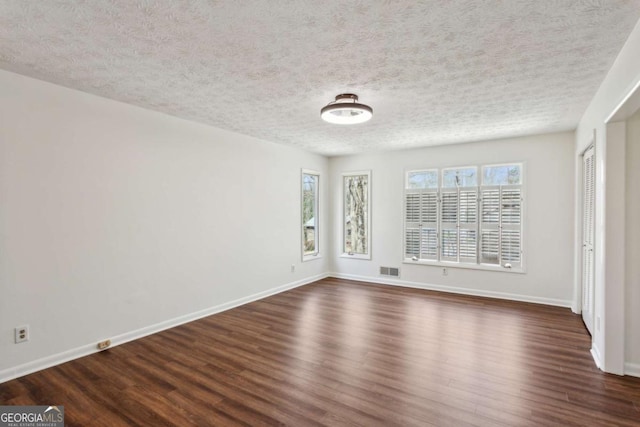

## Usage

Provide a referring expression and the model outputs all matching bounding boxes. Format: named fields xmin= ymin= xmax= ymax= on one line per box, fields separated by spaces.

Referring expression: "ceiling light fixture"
xmin=321 ymin=93 xmax=373 ymax=125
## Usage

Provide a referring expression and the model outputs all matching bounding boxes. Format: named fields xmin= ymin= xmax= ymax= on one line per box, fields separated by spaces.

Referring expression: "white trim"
xmin=591 ymin=344 xmax=603 ymax=370
xmin=402 ymin=259 xmax=525 ymax=274
xmin=601 ymin=121 xmax=626 ymax=375
xmin=329 ymin=272 xmax=571 ymax=308
xmin=572 ymin=148 xmax=583 ymax=315
xmin=605 ymin=76 xmax=640 ymax=123
xmin=624 ymin=362 xmax=640 ymax=378
xmin=339 ymin=253 xmax=371 ymax=260
xmin=0 ymin=273 xmax=328 ymax=384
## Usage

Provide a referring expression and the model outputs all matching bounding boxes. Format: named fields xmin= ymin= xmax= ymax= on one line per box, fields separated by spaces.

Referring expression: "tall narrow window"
xmin=440 ymin=167 xmax=478 ymax=262
xmin=405 ymin=170 xmax=438 ymax=261
xmin=342 ymin=171 xmax=371 ymax=259
xmin=480 ymin=164 xmax=522 ymax=269
xmin=479 ymin=186 xmax=522 ymax=267
xmin=302 ymin=170 xmax=320 ymax=260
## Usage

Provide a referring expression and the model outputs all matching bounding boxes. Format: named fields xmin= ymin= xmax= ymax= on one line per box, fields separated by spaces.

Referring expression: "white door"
xmin=582 ymin=145 xmax=595 ymax=334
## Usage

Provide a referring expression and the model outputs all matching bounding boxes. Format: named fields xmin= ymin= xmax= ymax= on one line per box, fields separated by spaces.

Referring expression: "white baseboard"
xmin=591 ymin=344 xmax=603 ymax=370
xmin=624 ymin=362 xmax=640 ymax=378
xmin=329 ymin=272 xmax=572 ymax=308
xmin=0 ymin=273 xmax=328 ymax=384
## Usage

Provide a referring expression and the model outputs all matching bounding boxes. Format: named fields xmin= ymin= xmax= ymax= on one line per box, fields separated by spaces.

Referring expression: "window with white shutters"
xmin=404 ymin=190 xmax=438 ymax=260
xmin=480 ymin=185 xmax=522 ymax=268
xmin=437 ymin=187 xmax=478 ymax=262
xmin=403 ymin=163 xmax=523 ymax=271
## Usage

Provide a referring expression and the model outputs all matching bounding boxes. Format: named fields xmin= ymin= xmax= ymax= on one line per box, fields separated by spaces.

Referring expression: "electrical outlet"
xmin=291 ymin=264 xmax=295 ymax=273
xmin=15 ymin=325 xmax=29 ymax=344
xmin=442 ymin=268 xmax=448 ymax=276
xmin=97 ymin=339 xmax=111 ymax=350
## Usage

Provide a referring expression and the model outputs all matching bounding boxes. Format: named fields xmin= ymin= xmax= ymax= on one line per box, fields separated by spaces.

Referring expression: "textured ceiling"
xmin=1 ymin=1 xmax=640 ymax=156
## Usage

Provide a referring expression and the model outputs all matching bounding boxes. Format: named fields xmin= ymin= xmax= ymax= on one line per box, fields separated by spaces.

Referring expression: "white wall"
xmin=575 ymin=18 xmax=640 ymax=375
xmin=0 ymin=70 xmax=328 ymax=380
xmin=329 ymin=132 xmax=575 ymax=306
xmin=626 ymin=109 xmax=640 ymax=369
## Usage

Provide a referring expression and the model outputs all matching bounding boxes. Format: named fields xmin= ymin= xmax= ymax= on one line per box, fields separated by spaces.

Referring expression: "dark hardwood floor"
xmin=1 ymin=278 xmax=639 ymax=426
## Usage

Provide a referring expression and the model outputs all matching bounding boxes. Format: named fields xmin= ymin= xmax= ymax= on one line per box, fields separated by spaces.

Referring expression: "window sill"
xmin=302 ymin=254 xmax=323 ymax=263
xmin=340 ymin=253 xmax=371 ymax=260
xmin=340 ymin=252 xmax=371 ymax=260
xmin=402 ymin=259 xmax=525 ymax=274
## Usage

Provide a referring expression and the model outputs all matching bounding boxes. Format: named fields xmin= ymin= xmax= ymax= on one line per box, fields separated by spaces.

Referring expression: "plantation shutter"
xmin=420 ymin=191 xmax=438 ymax=259
xmin=404 ymin=190 xmax=438 ymax=260
xmin=500 ymin=185 xmax=522 ymax=268
xmin=440 ymin=189 xmax=458 ymax=261
xmin=405 ymin=192 xmax=421 ymax=259
xmin=480 ymin=185 xmax=522 ymax=267
xmin=480 ymin=187 xmax=500 ymax=264
xmin=404 ymin=165 xmax=523 ymax=270
xmin=459 ymin=188 xmax=478 ymax=263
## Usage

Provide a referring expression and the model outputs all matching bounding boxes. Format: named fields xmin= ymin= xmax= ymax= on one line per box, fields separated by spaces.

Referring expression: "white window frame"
xmin=301 ymin=169 xmax=321 ymax=262
xmin=403 ymin=163 xmax=525 ymax=273
xmin=341 ymin=170 xmax=372 ymax=260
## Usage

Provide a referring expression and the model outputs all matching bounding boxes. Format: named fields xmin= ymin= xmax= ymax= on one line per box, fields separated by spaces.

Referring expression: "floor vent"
xmin=380 ymin=266 xmax=400 ymax=277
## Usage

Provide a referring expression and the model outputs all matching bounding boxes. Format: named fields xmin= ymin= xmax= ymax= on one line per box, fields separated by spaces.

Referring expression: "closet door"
xmin=582 ymin=145 xmax=595 ymax=334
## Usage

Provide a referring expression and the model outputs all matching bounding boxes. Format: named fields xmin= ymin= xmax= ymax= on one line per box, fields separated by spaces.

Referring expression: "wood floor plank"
xmin=1 ymin=278 xmax=640 ymax=426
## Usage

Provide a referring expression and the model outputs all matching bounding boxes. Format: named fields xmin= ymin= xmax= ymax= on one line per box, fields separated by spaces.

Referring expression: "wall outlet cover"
xmin=15 ymin=325 xmax=29 ymax=344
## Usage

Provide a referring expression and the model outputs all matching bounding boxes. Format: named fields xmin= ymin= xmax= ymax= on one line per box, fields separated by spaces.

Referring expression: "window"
xmin=407 ymin=169 xmax=438 ymax=189
xmin=442 ymin=166 xmax=477 ymax=188
xmin=302 ymin=170 xmax=320 ymax=261
xmin=482 ymin=164 xmax=521 ymax=185
xmin=404 ymin=163 xmax=523 ymax=271
xmin=342 ymin=171 xmax=371 ymax=259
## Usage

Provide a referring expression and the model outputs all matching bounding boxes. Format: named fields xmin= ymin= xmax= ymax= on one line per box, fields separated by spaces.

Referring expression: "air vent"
xmin=380 ymin=266 xmax=399 ymax=277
